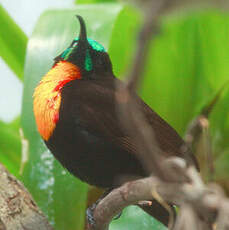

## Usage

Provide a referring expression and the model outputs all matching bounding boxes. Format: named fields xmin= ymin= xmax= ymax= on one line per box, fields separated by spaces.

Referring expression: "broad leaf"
xmin=140 ymin=10 xmax=229 ymax=136
xmin=0 ymin=4 xmax=28 ymax=80
xmin=0 ymin=117 xmax=21 ymax=177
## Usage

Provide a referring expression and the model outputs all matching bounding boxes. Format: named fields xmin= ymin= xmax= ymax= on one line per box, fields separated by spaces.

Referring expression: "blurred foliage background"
xmin=0 ymin=0 xmax=229 ymax=230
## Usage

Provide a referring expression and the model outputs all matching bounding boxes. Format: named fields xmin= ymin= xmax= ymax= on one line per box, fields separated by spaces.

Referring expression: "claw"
xmin=113 ymin=211 xmax=123 ymax=220
xmin=86 ymin=203 xmax=97 ymax=227
xmin=86 ymin=188 xmax=113 ymax=228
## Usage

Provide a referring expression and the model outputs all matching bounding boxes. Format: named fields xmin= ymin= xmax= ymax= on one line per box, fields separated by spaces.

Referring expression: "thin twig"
xmin=185 ymin=82 xmax=229 ymax=181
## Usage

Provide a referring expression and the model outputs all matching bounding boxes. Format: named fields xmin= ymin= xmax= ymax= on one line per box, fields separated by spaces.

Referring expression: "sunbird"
xmin=33 ymin=15 xmax=198 ymax=226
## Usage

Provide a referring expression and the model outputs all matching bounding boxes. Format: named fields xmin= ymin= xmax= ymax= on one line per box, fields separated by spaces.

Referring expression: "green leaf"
xmin=214 ymin=149 xmax=229 ymax=180
xmin=210 ymin=85 xmax=229 ymax=155
xmin=0 ymin=4 xmax=28 ymax=81
xmin=108 ymin=5 xmax=142 ymax=76
xmin=139 ymin=10 xmax=229 ymax=136
xmin=214 ymin=148 xmax=229 ymax=194
xmin=110 ymin=206 xmax=167 ymax=230
xmin=0 ymin=117 xmax=21 ymax=177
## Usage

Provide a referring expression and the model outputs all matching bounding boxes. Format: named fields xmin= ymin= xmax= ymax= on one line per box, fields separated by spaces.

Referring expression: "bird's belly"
xmin=46 ymin=122 xmax=145 ymax=188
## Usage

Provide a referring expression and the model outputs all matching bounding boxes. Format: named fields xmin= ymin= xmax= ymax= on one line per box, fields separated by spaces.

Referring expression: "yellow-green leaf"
xmin=0 ymin=4 xmax=28 ymax=81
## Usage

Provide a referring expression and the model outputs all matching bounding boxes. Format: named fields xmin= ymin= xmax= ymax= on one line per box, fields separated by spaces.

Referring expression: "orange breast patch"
xmin=33 ymin=61 xmax=81 ymax=141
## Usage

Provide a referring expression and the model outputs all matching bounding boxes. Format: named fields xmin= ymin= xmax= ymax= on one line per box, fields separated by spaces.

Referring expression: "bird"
xmin=33 ymin=15 xmax=198 ymax=227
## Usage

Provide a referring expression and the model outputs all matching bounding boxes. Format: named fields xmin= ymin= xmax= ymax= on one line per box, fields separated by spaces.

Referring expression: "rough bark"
xmin=0 ymin=163 xmax=53 ymax=230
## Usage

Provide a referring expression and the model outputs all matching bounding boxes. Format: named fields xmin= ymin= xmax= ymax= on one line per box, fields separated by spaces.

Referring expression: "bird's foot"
xmin=86 ymin=203 xmax=97 ymax=227
xmin=113 ymin=211 xmax=123 ymax=220
xmin=87 ymin=203 xmax=122 ymax=228
xmin=86 ymin=188 xmax=114 ymax=228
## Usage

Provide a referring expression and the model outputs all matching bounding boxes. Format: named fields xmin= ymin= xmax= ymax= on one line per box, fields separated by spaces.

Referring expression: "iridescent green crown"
xmin=61 ymin=37 xmax=105 ymax=60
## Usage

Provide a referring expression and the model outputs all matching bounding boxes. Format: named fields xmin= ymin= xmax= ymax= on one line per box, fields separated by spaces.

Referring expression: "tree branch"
xmin=91 ymin=163 xmax=229 ymax=230
xmin=0 ymin=163 xmax=53 ymax=230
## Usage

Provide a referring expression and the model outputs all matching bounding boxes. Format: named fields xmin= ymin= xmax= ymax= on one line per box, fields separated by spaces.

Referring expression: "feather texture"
xmin=46 ymin=77 xmax=198 ymax=187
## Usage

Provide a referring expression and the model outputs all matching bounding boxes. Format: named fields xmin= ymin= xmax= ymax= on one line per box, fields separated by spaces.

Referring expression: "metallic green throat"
xmin=85 ymin=49 xmax=93 ymax=71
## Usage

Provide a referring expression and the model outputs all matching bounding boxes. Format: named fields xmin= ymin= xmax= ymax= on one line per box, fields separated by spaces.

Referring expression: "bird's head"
xmin=33 ymin=16 xmax=114 ymax=141
xmin=54 ymin=15 xmax=113 ymax=79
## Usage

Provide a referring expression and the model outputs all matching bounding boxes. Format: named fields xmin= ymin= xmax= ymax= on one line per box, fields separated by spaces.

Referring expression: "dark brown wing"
xmin=61 ymin=77 xmax=198 ymax=169
xmin=59 ymin=77 xmax=198 ymax=227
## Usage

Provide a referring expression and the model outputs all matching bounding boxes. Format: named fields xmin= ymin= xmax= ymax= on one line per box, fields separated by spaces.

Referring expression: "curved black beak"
xmin=53 ymin=15 xmax=90 ymax=69
xmin=76 ymin=15 xmax=88 ymax=43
